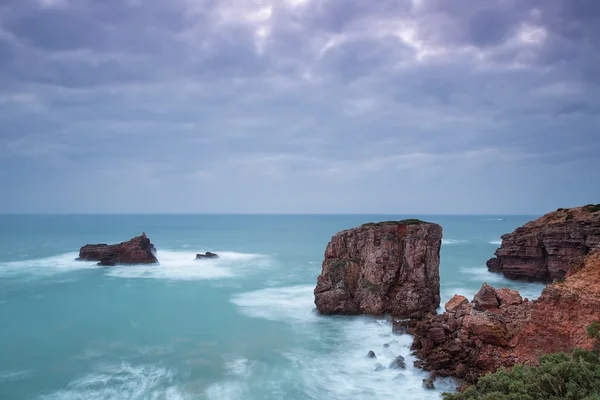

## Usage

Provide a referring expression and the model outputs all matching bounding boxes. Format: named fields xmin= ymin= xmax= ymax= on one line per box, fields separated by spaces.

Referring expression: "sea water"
xmin=0 ymin=215 xmax=545 ymax=399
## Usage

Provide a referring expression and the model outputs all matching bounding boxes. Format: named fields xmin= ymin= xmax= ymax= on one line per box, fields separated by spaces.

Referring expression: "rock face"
xmin=412 ymin=250 xmax=600 ymax=382
xmin=314 ymin=220 xmax=442 ymax=319
xmin=196 ymin=252 xmax=218 ymax=259
xmin=78 ymin=233 xmax=158 ymax=266
xmin=486 ymin=205 xmax=600 ymax=282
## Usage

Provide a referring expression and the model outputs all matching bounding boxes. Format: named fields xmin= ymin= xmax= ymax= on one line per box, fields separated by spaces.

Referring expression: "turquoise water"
xmin=0 ymin=215 xmax=546 ymax=399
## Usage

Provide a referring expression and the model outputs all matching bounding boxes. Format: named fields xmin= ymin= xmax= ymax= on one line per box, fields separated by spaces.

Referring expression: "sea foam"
xmin=37 ymin=362 xmax=186 ymax=400
xmin=0 ymin=252 xmax=99 ymax=279
xmin=442 ymin=239 xmax=469 ymax=245
xmin=106 ymin=250 xmax=271 ymax=281
xmin=223 ymin=285 xmax=456 ymax=399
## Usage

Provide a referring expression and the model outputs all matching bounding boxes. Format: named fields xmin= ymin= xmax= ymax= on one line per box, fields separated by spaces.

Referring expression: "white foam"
xmin=37 ymin=362 xmax=187 ymax=400
xmin=0 ymin=369 xmax=35 ymax=382
xmin=230 ymin=285 xmax=317 ymax=323
xmin=488 ymin=240 xmax=502 ymax=245
xmin=442 ymin=239 xmax=469 ymax=245
xmin=0 ymin=253 xmax=99 ymax=279
xmin=106 ymin=250 xmax=271 ymax=281
xmin=226 ymin=285 xmax=457 ymax=399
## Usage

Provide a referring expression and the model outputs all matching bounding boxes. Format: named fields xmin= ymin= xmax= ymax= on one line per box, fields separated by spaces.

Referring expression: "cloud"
xmin=0 ymin=0 xmax=598 ymax=213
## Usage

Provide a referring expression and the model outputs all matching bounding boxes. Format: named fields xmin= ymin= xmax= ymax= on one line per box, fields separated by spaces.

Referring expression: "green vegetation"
xmin=361 ymin=219 xmax=430 ymax=228
xmin=566 ymin=211 xmax=574 ymax=221
xmin=585 ymin=204 xmax=600 ymax=213
xmin=443 ymin=324 xmax=600 ymax=400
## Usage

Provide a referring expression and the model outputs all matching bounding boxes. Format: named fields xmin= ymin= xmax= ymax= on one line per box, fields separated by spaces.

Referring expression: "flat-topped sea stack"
xmin=412 ymin=249 xmax=600 ymax=382
xmin=314 ymin=219 xmax=443 ymax=319
xmin=78 ymin=233 xmax=158 ymax=266
xmin=487 ymin=205 xmax=600 ymax=282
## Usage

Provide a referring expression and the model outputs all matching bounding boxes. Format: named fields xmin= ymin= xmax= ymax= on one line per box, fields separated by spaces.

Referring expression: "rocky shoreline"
xmin=313 ymin=206 xmax=600 ymax=392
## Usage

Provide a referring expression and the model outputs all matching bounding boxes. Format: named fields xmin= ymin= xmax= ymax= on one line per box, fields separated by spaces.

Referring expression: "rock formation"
xmin=486 ymin=205 xmax=600 ymax=282
xmin=412 ymin=249 xmax=600 ymax=382
xmin=196 ymin=252 xmax=218 ymax=259
xmin=78 ymin=233 xmax=158 ymax=266
xmin=314 ymin=220 xmax=443 ymax=319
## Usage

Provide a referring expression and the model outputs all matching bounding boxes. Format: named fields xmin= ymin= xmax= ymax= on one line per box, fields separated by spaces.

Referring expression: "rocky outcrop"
xmin=78 ymin=233 xmax=158 ymax=266
xmin=486 ymin=205 xmax=600 ymax=282
xmin=196 ymin=252 xmax=218 ymax=259
xmin=412 ymin=250 xmax=600 ymax=382
xmin=314 ymin=220 xmax=442 ymax=319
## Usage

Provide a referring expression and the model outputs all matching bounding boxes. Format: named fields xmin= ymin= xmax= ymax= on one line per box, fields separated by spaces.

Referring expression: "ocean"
xmin=0 ymin=215 xmax=546 ymax=400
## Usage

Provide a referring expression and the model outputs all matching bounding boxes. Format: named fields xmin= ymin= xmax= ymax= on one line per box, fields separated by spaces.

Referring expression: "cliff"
xmin=412 ymin=249 xmax=600 ymax=382
xmin=486 ymin=205 xmax=600 ymax=282
xmin=314 ymin=220 xmax=442 ymax=319
xmin=78 ymin=233 xmax=158 ymax=266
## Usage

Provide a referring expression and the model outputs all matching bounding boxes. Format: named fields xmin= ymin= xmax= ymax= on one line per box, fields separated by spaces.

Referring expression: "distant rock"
xmin=78 ymin=233 xmax=158 ymax=266
xmin=196 ymin=252 xmax=219 ymax=259
xmin=486 ymin=205 xmax=600 ymax=282
xmin=314 ymin=220 xmax=443 ymax=319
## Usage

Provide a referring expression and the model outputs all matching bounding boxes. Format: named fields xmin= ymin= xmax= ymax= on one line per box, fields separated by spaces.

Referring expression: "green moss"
xmin=361 ymin=219 xmax=431 ymax=228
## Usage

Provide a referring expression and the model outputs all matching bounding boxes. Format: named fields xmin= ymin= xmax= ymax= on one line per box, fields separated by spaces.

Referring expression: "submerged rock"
xmin=195 ymin=252 xmax=219 ymax=260
xmin=78 ymin=233 xmax=158 ymax=266
xmin=314 ymin=220 xmax=442 ymax=319
xmin=486 ymin=205 xmax=600 ymax=282
xmin=374 ymin=363 xmax=386 ymax=372
xmin=389 ymin=355 xmax=406 ymax=369
xmin=422 ymin=378 xmax=435 ymax=390
xmin=366 ymin=350 xmax=376 ymax=358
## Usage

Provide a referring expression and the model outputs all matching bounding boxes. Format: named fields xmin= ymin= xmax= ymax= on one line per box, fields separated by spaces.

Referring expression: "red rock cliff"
xmin=78 ymin=233 xmax=158 ymax=266
xmin=486 ymin=205 xmax=600 ymax=282
xmin=412 ymin=249 xmax=600 ymax=382
xmin=314 ymin=220 xmax=442 ymax=319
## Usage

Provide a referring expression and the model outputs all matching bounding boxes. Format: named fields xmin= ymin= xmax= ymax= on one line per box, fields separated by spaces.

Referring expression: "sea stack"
xmin=314 ymin=219 xmax=443 ymax=319
xmin=486 ymin=205 xmax=600 ymax=282
xmin=78 ymin=233 xmax=158 ymax=266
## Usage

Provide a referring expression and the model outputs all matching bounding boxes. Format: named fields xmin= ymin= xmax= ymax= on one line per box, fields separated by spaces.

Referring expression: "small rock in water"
xmin=367 ymin=350 xmax=376 ymax=358
xmin=196 ymin=252 xmax=219 ymax=260
xmin=389 ymin=355 xmax=406 ymax=369
xmin=374 ymin=363 xmax=386 ymax=372
xmin=383 ymin=343 xmax=390 ymax=348
xmin=422 ymin=378 xmax=435 ymax=390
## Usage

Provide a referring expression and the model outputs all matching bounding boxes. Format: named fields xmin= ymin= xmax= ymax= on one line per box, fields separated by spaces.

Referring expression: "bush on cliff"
xmin=443 ymin=324 xmax=600 ymax=400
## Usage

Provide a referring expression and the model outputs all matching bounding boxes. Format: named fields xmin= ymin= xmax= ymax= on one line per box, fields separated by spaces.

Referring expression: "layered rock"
xmin=78 ymin=233 xmax=158 ymax=266
xmin=314 ymin=220 xmax=442 ymax=319
xmin=486 ymin=205 xmax=600 ymax=282
xmin=412 ymin=250 xmax=600 ymax=382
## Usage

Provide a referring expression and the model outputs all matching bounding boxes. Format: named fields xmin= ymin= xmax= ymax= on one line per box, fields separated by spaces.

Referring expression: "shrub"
xmin=443 ymin=324 xmax=600 ymax=400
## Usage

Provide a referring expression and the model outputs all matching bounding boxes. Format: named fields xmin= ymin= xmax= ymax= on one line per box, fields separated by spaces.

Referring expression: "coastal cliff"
xmin=412 ymin=249 xmax=600 ymax=382
xmin=78 ymin=233 xmax=158 ymax=266
xmin=314 ymin=220 xmax=442 ymax=319
xmin=486 ymin=205 xmax=600 ymax=282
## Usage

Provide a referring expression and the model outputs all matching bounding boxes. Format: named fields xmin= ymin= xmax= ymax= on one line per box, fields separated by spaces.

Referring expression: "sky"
xmin=0 ymin=0 xmax=599 ymax=214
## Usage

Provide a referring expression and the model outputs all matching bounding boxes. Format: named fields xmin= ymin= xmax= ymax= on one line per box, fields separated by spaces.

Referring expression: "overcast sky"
xmin=0 ymin=0 xmax=598 ymax=214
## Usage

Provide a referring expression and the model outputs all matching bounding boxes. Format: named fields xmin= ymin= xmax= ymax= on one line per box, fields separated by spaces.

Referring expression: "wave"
xmin=488 ymin=240 xmax=502 ymax=245
xmin=0 ymin=250 xmax=272 ymax=282
xmin=0 ymin=253 xmax=99 ymax=279
xmin=106 ymin=250 xmax=272 ymax=281
xmin=222 ymin=286 xmax=456 ymax=399
xmin=230 ymin=285 xmax=317 ymax=323
xmin=442 ymin=239 xmax=469 ymax=245
xmin=37 ymin=362 xmax=187 ymax=400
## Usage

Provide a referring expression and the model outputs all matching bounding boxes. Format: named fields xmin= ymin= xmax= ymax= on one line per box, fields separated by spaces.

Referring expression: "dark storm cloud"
xmin=0 ymin=0 xmax=598 ymax=213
